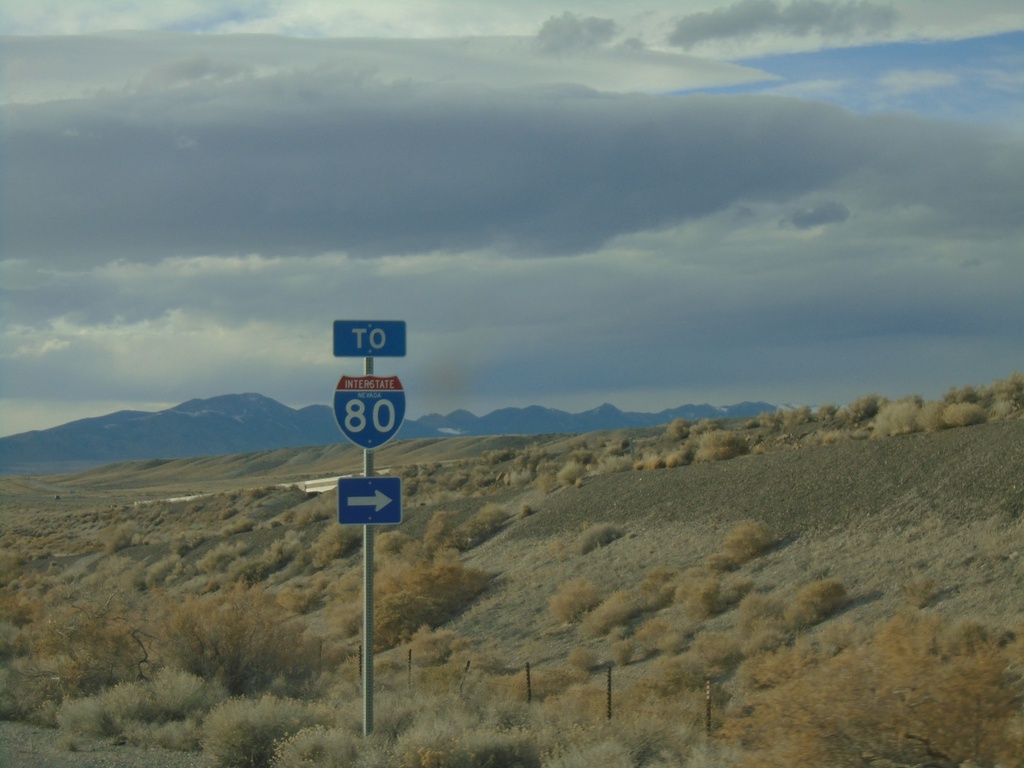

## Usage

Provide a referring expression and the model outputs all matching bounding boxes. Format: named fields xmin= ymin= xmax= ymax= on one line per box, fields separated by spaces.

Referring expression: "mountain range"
xmin=0 ymin=393 xmax=775 ymax=475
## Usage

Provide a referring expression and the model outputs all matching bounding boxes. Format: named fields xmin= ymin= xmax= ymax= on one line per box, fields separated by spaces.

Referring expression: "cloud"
xmin=4 ymin=55 xmax=1021 ymax=270
xmin=536 ymin=12 xmax=618 ymax=54
xmin=2 ymin=25 xmax=1023 ymax=436
xmin=786 ymin=200 xmax=850 ymax=228
xmin=877 ymin=68 xmax=960 ymax=95
xmin=669 ymin=0 xmax=899 ymax=49
xmin=0 ymin=32 xmax=769 ymax=106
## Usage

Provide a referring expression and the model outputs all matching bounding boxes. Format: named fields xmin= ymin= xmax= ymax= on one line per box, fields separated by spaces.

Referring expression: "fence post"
xmin=526 ymin=662 xmax=532 ymax=704
xmin=607 ymin=665 xmax=613 ymax=720
xmin=705 ymin=677 xmax=712 ymax=735
xmin=459 ymin=660 xmax=472 ymax=697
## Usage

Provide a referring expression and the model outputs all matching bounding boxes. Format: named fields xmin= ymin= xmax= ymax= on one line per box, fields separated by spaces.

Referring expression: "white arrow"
xmin=347 ymin=489 xmax=392 ymax=512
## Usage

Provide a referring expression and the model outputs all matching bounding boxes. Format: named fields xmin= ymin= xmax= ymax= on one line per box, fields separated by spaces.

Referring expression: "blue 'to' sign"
xmin=333 ymin=320 xmax=406 ymax=358
xmin=333 ymin=375 xmax=406 ymax=449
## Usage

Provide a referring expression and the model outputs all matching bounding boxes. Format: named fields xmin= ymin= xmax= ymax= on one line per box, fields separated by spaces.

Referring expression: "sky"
xmin=2 ymin=1 xmax=1023 ymax=437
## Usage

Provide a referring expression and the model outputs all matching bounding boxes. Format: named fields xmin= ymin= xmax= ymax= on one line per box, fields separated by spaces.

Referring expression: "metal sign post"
xmin=332 ymin=320 xmax=406 ymax=738
xmin=361 ymin=356 xmax=374 ymax=738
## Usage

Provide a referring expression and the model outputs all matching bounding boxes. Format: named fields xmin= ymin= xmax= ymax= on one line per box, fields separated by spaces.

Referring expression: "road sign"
xmin=339 ymin=477 xmax=402 ymax=525
xmin=333 ymin=375 xmax=406 ymax=449
xmin=333 ymin=320 xmax=406 ymax=358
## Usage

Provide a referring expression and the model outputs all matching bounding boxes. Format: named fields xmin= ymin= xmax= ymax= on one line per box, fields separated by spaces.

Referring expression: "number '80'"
xmin=344 ymin=398 xmax=396 ymax=433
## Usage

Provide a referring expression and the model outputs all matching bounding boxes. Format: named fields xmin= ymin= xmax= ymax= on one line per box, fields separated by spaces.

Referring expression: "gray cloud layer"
xmin=536 ymin=12 xmax=618 ymax=53
xmin=669 ymin=0 xmax=899 ymax=48
xmin=4 ymin=59 xmax=1021 ymax=268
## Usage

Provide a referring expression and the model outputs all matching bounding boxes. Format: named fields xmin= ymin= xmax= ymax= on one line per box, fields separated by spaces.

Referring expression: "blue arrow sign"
xmin=339 ymin=477 xmax=402 ymax=525
xmin=333 ymin=320 xmax=406 ymax=357
xmin=333 ymin=375 xmax=406 ymax=449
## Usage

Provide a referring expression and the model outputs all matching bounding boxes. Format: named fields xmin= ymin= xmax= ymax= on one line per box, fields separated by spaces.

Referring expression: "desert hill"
xmin=1 ymin=374 xmax=1022 ymax=768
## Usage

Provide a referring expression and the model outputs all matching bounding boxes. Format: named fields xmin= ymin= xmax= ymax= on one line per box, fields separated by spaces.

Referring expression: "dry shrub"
xmin=664 ymin=447 xmax=694 ymax=467
xmin=57 ymin=668 xmax=226 ymax=745
xmin=19 ymin=581 xmax=153 ymax=702
xmin=692 ymin=418 xmax=722 ymax=435
xmin=723 ymin=613 xmax=1024 ymax=767
xmin=549 ymin=578 xmax=602 ymax=624
xmin=718 ymin=520 xmax=776 ymax=567
xmin=146 ymin=554 xmax=184 ymax=587
xmin=100 ymin=523 xmax=137 ymax=554
xmin=679 ymin=569 xmax=751 ymax=620
xmin=403 ymin=728 xmax=542 ymax=768
xmin=568 ymin=646 xmax=599 ymax=672
xmin=219 ymin=515 xmax=255 ymax=537
xmin=311 ymin=525 xmax=361 ymax=568
xmin=636 ymin=567 xmax=679 ymax=610
xmin=581 ymin=590 xmax=641 ymax=638
xmin=159 ymin=583 xmax=316 ymax=696
xmin=841 ymin=393 xmax=883 ymax=424
xmin=492 ymin=666 xmax=580 ymax=704
xmin=740 ymin=621 xmax=789 ymax=657
xmin=690 ymin=631 xmax=743 ymax=676
xmin=556 ymin=460 xmax=588 ymax=487
xmin=196 ymin=541 xmax=248 ymax=574
xmin=423 ymin=511 xmax=460 ymax=554
xmin=900 ymin=575 xmax=940 ymax=609
xmin=533 ymin=473 xmax=559 ymax=494
xmin=229 ymin=535 xmax=303 ymax=584
xmin=783 ymin=579 xmax=848 ymax=630
xmin=276 ymin=584 xmax=322 ymax=615
xmin=636 ymin=453 xmax=666 ymax=471
xmin=611 ymin=638 xmax=635 ymax=666
xmin=375 ymin=531 xmax=420 ymax=558
xmin=694 ymin=430 xmax=749 ymax=463
xmin=942 ymin=401 xmax=988 ymax=427
xmin=666 ymin=418 xmax=690 ymax=440
xmin=680 ymin=572 xmax=727 ymax=620
xmin=816 ymin=403 xmax=838 ymax=421
xmin=457 ymin=503 xmax=510 ymax=548
xmin=408 ymin=625 xmax=464 ymax=666
xmin=872 ymin=398 xmax=923 ymax=438
xmin=916 ymin=400 xmax=947 ymax=431
xmin=735 ymin=635 xmax=825 ymax=692
xmin=633 ymin=654 xmax=706 ymax=698
xmin=781 ymin=405 xmax=812 ymax=430
xmin=203 ymin=695 xmax=329 ymax=768
xmin=0 ymin=585 xmax=41 ymax=628
xmin=545 ymin=740 xmax=633 ymax=768
xmin=633 ymin=616 xmax=688 ymax=656
xmin=374 ymin=558 xmax=490 ymax=648
xmin=272 ymin=725 xmax=359 ymax=768
xmin=576 ymin=524 xmax=624 ymax=555
xmin=736 ymin=591 xmax=785 ymax=635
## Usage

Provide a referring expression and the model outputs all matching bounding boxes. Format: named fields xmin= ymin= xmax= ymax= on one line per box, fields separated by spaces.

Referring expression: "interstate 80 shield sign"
xmin=333 ymin=375 xmax=406 ymax=449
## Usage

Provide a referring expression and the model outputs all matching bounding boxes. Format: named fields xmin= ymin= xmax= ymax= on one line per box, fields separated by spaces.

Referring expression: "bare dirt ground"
xmin=0 ymin=720 xmax=212 ymax=768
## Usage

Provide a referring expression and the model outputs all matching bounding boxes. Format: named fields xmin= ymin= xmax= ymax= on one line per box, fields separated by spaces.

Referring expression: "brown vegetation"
xmin=0 ymin=372 xmax=1021 ymax=767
